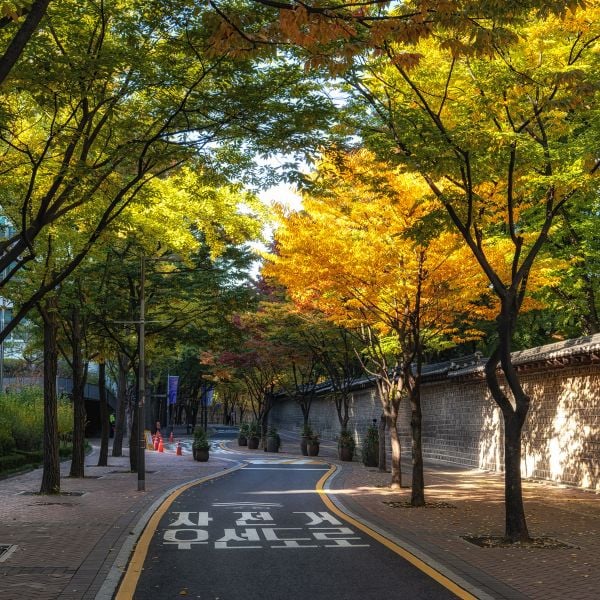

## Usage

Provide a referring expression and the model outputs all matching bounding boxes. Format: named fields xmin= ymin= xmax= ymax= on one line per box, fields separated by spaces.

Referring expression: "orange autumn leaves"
xmin=264 ymin=150 xmax=559 ymax=347
xmin=265 ymin=150 xmax=491 ymax=345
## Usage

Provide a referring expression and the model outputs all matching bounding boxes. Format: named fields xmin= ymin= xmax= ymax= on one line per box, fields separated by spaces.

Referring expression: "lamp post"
xmin=138 ymin=255 xmax=146 ymax=492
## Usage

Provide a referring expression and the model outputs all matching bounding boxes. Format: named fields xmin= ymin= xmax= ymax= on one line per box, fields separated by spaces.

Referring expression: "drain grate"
xmin=0 ymin=544 xmax=17 ymax=562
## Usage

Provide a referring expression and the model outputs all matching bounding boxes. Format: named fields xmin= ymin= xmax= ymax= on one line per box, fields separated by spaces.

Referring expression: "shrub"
xmin=338 ymin=429 xmax=356 ymax=450
xmin=0 ymin=420 xmax=16 ymax=456
xmin=301 ymin=423 xmax=314 ymax=438
xmin=247 ymin=421 xmax=260 ymax=438
xmin=361 ymin=423 xmax=379 ymax=467
xmin=268 ymin=426 xmax=281 ymax=448
xmin=0 ymin=387 xmax=73 ymax=453
xmin=192 ymin=428 xmax=210 ymax=450
xmin=0 ymin=453 xmax=30 ymax=471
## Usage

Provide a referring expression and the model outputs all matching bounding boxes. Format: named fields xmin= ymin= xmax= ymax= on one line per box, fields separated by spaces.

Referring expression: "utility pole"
xmin=138 ymin=255 xmax=146 ymax=492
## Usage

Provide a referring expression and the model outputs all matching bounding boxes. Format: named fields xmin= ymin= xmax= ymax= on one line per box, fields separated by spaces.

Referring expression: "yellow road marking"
xmin=316 ymin=466 xmax=478 ymax=600
xmin=115 ymin=464 xmax=244 ymax=600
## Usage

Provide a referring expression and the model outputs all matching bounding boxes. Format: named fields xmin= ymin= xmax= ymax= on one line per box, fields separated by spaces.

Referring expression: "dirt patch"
xmin=462 ymin=535 xmax=577 ymax=549
xmin=383 ymin=500 xmax=457 ymax=509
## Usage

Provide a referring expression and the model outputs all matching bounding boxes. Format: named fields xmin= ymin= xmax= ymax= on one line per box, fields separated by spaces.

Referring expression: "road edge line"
xmin=99 ymin=463 xmax=244 ymax=600
xmin=317 ymin=465 xmax=493 ymax=600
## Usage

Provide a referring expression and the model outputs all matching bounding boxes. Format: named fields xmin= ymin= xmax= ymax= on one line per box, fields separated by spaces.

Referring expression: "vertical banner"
xmin=167 ymin=375 xmax=179 ymax=405
xmin=201 ymin=384 xmax=214 ymax=407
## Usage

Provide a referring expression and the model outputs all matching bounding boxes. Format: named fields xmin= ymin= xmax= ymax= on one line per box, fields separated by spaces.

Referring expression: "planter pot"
xmin=238 ymin=435 xmax=248 ymax=447
xmin=300 ymin=436 xmax=308 ymax=456
xmin=194 ymin=448 xmax=209 ymax=462
xmin=307 ymin=441 xmax=320 ymax=456
xmin=266 ymin=437 xmax=279 ymax=453
xmin=339 ymin=446 xmax=354 ymax=462
xmin=247 ymin=436 xmax=259 ymax=450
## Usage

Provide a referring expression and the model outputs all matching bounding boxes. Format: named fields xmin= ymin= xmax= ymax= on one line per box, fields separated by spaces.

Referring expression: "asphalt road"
xmin=132 ymin=450 xmax=457 ymax=600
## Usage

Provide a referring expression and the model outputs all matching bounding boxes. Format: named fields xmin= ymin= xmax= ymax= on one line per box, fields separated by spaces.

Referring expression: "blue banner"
xmin=200 ymin=384 xmax=214 ymax=407
xmin=167 ymin=375 xmax=179 ymax=405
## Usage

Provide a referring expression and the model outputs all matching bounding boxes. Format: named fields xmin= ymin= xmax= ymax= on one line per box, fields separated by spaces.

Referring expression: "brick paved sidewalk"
xmin=269 ymin=429 xmax=599 ymax=600
xmin=0 ymin=437 xmax=236 ymax=600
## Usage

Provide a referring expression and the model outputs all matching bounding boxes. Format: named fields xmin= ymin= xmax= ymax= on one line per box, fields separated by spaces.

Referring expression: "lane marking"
xmin=114 ymin=463 xmax=245 ymax=600
xmin=316 ymin=466 xmax=484 ymax=600
xmin=242 ymin=467 xmax=330 ymax=471
xmin=245 ymin=458 xmax=325 ymax=465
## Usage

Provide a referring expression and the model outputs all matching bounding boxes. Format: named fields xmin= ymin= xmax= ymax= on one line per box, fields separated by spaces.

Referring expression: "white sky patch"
xmin=258 ymin=182 xmax=303 ymax=212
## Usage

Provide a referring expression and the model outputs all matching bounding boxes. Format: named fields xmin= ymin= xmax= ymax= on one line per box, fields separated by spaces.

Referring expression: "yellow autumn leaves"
xmin=265 ymin=149 xmax=561 ymax=346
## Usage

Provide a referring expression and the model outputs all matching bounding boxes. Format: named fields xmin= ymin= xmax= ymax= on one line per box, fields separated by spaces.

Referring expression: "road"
xmin=121 ymin=439 xmax=459 ymax=600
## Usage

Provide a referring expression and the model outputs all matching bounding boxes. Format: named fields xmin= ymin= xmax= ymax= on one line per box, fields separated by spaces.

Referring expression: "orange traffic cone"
xmin=176 ymin=441 xmax=182 ymax=456
xmin=153 ymin=435 xmax=159 ymax=451
xmin=169 ymin=431 xmax=174 ymax=443
xmin=158 ymin=438 xmax=164 ymax=453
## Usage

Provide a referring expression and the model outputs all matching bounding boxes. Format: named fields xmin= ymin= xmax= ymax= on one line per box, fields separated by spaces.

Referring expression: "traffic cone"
xmin=169 ymin=431 xmax=174 ymax=443
xmin=176 ymin=441 xmax=182 ymax=456
xmin=158 ymin=438 xmax=164 ymax=453
xmin=153 ymin=435 xmax=159 ymax=451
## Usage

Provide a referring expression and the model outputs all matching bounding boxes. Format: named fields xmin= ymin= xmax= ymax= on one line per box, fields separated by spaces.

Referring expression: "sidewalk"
xmin=0 ymin=435 xmax=235 ymax=600
xmin=0 ymin=431 xmax=598 ymax=600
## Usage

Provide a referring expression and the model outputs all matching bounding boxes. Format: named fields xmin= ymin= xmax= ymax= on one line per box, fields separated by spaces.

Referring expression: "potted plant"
xmin=306 ymin=432 xmax=320 ymax=457
xmin=300 ymin=423 xmax=314 ymax=456
xmin=238 ymin=422 xmax=249 ymax=446
xmin=338 ymin=430 xmax=355 ymax=462
xmin=192 ymin=428 xmax=210 ymax=462
xmin=266 ymin=426 xmax=281 ymax=453
xmin=361 ymin=421 xmax=379 ymax=467
xmin=247 ymin=421 xmax=260 ymax=450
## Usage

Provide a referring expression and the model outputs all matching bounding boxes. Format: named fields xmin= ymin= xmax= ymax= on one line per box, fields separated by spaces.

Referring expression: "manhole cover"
xmin=0 ymin=544 xmax=17 ymax=562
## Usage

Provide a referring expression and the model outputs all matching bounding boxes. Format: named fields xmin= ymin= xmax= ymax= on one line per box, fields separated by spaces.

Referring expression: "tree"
xmin=0 ymin=0 xmax=333 ymax=343
xmin=336 ymin=8 xmax=599 ymax=538
xmin=251 ymin=299 xmax=327 ymax=429
xmin=266 ymin=149 xmax=488 ymax=501
xmin=38 ymin=292 xmax=60 ymax=494
xmin=544 ymin=194 xmax=600 ymax=335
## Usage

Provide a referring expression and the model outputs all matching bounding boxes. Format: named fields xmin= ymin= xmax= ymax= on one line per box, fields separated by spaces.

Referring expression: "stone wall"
xmin=270 ymin=355 xmax=600 ymax=490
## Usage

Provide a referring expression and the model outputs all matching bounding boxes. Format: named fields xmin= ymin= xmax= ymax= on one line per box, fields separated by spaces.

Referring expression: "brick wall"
xmin=270 ymin=363 xmax=600 ymax=490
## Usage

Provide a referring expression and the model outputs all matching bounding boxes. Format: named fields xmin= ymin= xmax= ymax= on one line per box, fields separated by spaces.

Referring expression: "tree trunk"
xmin=388 ymin=410 xmax=402 ymax=489
xmin=112 ymin=353 xmax=128 ymax=457
xmin=300 ymin=402 xmax=310 ymax=428
xmin=69 ymin=307 xmax=86 ymax=478
xmin=39 ymin=298 xmax=60 ymax=494
xmin=378 ymin=411 xmax=387 ymax=472
xmin=504 ymin=410 xmax=530 ymax=541
xmin=97 ymin=361 xmax=109 ymax=467
xmin=486 ymin=306 xmax=532 ymax=542
xmin=0 ymin=0 xmax=52 ymax=86
xmin=409 ymin=388 xmax=425 ymax=506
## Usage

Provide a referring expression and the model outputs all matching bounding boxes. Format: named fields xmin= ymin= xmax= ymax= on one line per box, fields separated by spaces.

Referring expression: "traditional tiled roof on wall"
xmin=442 ymin=333 xmax=600 ymax=381
xmin=286 ymin=334 xmax=600 ymax=399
